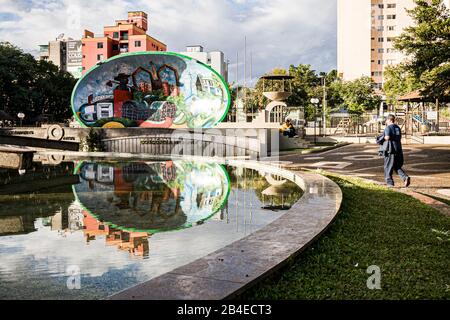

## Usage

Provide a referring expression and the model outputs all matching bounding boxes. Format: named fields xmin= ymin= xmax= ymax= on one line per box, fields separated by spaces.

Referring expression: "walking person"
xmin=377 ymin=115 xmax=411 ymax=188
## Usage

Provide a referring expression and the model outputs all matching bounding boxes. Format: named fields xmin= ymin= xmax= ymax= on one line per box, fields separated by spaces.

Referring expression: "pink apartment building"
xmin=81 ymin=11 xmax=167 ymax=74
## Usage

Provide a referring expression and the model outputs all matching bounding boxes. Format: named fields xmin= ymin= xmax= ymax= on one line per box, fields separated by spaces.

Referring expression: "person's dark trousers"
xmin=283 ymin=129 xmax=295 ymax=138
xmin=384 ymin=154 xmax=409 ymax=186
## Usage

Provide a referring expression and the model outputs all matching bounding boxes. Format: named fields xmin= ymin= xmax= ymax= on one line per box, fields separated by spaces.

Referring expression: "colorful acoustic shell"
xmin=73 ymin=160 xmax=231 ymax=233
xmin=71 ymin=52 xmax=231 ymax=129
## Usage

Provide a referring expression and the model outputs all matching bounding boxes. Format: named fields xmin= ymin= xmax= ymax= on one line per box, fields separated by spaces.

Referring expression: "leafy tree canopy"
xmin=394 ymin=0 xmax=450 ymax=98
xmin=0 ymin=42 xmax=77 ymax=123
xmin=383 ymin=64 xmax=421 ymax=105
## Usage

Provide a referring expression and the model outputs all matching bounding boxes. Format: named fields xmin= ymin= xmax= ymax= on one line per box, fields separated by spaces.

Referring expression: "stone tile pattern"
xmin=109 ymin=160 xmax=343 ymax=300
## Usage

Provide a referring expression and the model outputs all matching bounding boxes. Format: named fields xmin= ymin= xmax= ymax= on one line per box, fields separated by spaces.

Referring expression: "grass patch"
xmin=241 ymin=174 xmax=450 ymax=300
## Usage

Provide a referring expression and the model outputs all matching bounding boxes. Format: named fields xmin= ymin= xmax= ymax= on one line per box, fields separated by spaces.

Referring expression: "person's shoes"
xmin=404 ymin=177 xmax=411 ymax=188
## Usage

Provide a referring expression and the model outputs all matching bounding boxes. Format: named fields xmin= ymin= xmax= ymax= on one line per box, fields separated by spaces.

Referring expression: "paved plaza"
xmin=281 ymin=144 xmax=450 ymax=201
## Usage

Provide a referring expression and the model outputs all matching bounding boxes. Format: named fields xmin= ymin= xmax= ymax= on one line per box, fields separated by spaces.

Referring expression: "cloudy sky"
xmin=0 ymin=0 xmax=337 ymax=83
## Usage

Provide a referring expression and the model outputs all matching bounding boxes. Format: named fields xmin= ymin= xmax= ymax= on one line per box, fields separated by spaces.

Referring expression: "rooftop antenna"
xmin=250 ymin=50 xmax=253 ymax=115
xmin=250 ymin=51 xmax=253 ymax=87
xmin=236 ymin=51 xmax=239 ymax=110
xmin=244 ymin=36 xmax=247 ymax=109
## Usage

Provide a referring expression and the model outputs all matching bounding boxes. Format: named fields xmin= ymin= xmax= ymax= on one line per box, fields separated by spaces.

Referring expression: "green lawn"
xmin=242 ymin=174 xmax=450 ymax=300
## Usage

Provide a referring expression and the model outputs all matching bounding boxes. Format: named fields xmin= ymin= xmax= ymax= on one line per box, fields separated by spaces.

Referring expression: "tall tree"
xmin=337 ymin=77 xmax=381 ymax=115
xmin=394 ymin=0 xmax=450 ymax=98
xmin=383 ymin=64 xmax=421 ymax=105
xmin=0 ymin=42 xmax=77 ymax=123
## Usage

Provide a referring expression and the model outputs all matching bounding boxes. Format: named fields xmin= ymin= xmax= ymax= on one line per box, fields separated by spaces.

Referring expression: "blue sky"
xmin=0 ymin=0 xmax=337 ymax=83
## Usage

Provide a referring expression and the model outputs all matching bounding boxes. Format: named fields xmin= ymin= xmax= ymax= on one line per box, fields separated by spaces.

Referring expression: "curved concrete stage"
xmin=108 ymin=159 xmax=342 ymax=300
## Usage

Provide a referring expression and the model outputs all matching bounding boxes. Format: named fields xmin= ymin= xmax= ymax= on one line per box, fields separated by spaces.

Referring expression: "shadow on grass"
xmin=240 ymin=174 xmax=450 ymax=300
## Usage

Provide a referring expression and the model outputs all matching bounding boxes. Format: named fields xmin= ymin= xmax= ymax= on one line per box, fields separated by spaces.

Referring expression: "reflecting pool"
xmin=0 ymin=160 xmax=303 ymax=299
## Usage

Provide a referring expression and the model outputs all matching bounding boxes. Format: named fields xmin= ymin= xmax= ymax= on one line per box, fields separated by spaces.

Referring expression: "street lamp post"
xmin=310 ymin=98 xmax=320 ymax=145
xmin=17 ymin=113 xmax=25 ymax=127
xmin=321 ymin=76 xmax=327 ymax=137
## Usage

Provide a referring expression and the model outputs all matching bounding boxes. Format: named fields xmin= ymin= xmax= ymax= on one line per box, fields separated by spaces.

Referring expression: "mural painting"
xmin=72 ymin=52 xmax=230 ymax=129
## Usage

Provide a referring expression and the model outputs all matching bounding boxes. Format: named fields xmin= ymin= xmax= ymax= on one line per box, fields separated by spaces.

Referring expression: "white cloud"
xmin=0 ymin=0 xmax=337 ymax=80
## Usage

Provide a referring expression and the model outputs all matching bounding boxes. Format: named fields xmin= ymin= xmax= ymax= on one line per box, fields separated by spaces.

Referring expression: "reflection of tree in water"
xmin=226 ymin=167 xmax=303 ymax=209
xmin=0 ymin=162 xmax=79 ymax=236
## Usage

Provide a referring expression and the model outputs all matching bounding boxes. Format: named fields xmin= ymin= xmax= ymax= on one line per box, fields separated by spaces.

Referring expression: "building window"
xmin=377 ymin=26 xmax=384 ymax=31
xmin=97 ymin=54 xmax=104 ymax=61
xmin=135 ymin=41 xmax=141 ymax=47
xmin=378 ymin=48 xmax=384 ymax=53
xmin=378 ymin=37 xmax=384 ymax=42
xmin=387 ymin=14 xmax=396 ymax=19
xmin=387 ymin=4 xmax=396 ymax=8
xmin=112 ymin=44 xmax=119 ymax=51
xmin=113 ymin=32 xmax=119 ymax=39
xmin=374 ymin=83 xmax=383 ymax=90
xmin=378 ymin=4 xmax=384 ymax=9
xmin=378 ymin=15 xmax=384 ymax=20
xmin=387 ymin=37 xmax=395 ymax=42
xmin=388 ymin=26 xmax=395 ymax=31
xmin=378 ymin=60 xmax=384 ymax=65
xmin=97 ymin=42 xmax=103 ymax=49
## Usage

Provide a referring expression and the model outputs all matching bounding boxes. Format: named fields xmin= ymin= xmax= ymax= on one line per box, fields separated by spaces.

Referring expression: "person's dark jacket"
xmin=376 ymin=133 xmax=394 ymax=156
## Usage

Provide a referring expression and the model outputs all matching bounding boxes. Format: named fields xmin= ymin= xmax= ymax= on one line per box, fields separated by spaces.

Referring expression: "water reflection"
xmin=0 ymin=160 xmax=303 ymax=299
xmin=74 ymin=160 xmax=230 ymax=233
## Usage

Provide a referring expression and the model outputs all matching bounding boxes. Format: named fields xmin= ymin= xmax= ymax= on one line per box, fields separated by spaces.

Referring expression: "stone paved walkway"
xmin=278 ymin=144 xmax=450 ymax=214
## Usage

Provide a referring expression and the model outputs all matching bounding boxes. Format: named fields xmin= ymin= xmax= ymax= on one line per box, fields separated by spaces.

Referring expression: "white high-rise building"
xmin=338 ymin=0 xmax=450 ymax=89
xmin=180 ymin=45 xmax=228 ymax=82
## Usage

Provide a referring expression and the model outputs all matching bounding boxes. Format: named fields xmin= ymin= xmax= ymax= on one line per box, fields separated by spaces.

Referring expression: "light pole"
xmin=17 ymin=113 xmax=25 ymax=127
xmin=310 ymin=98 xmax=320 ymax=145
xmin=320 ymin=76 xmax=327 ymax=137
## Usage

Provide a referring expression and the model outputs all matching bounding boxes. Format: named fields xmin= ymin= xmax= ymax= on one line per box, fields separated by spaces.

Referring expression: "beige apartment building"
xmin=338 ymin=0 xmax=450 ymax=89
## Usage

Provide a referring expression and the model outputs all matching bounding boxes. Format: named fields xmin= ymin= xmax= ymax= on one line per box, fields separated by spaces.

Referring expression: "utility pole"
xmin=322 ymin=76 xmax=327 ymax=137
xmin=236 ymin=51 xmax=239 ymax=110
xmin=250 ymin=51 xmax=253 ymax=115
xmin=244 ymin=36 xmax=247 ymax=113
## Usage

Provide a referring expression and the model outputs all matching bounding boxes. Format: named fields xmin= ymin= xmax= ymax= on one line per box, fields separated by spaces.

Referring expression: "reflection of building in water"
xmin=49 ymin=209 xmax=68 ymax=231
xmin=83 ymin=211 xmax=150 ymax=257
xmin=68 ymin=201 xmax=84 ymax=231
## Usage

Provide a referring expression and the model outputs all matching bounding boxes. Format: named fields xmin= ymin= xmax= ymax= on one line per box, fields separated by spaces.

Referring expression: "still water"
xmin=0 ymin=159 xmax=303 ymax=299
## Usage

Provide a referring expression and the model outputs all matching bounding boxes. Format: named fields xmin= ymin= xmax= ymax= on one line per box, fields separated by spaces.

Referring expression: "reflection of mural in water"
xmin=73 ymin=160 xmax=230 ymax=233
xmin=72 ymin=52 xmax=230 ymax=129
